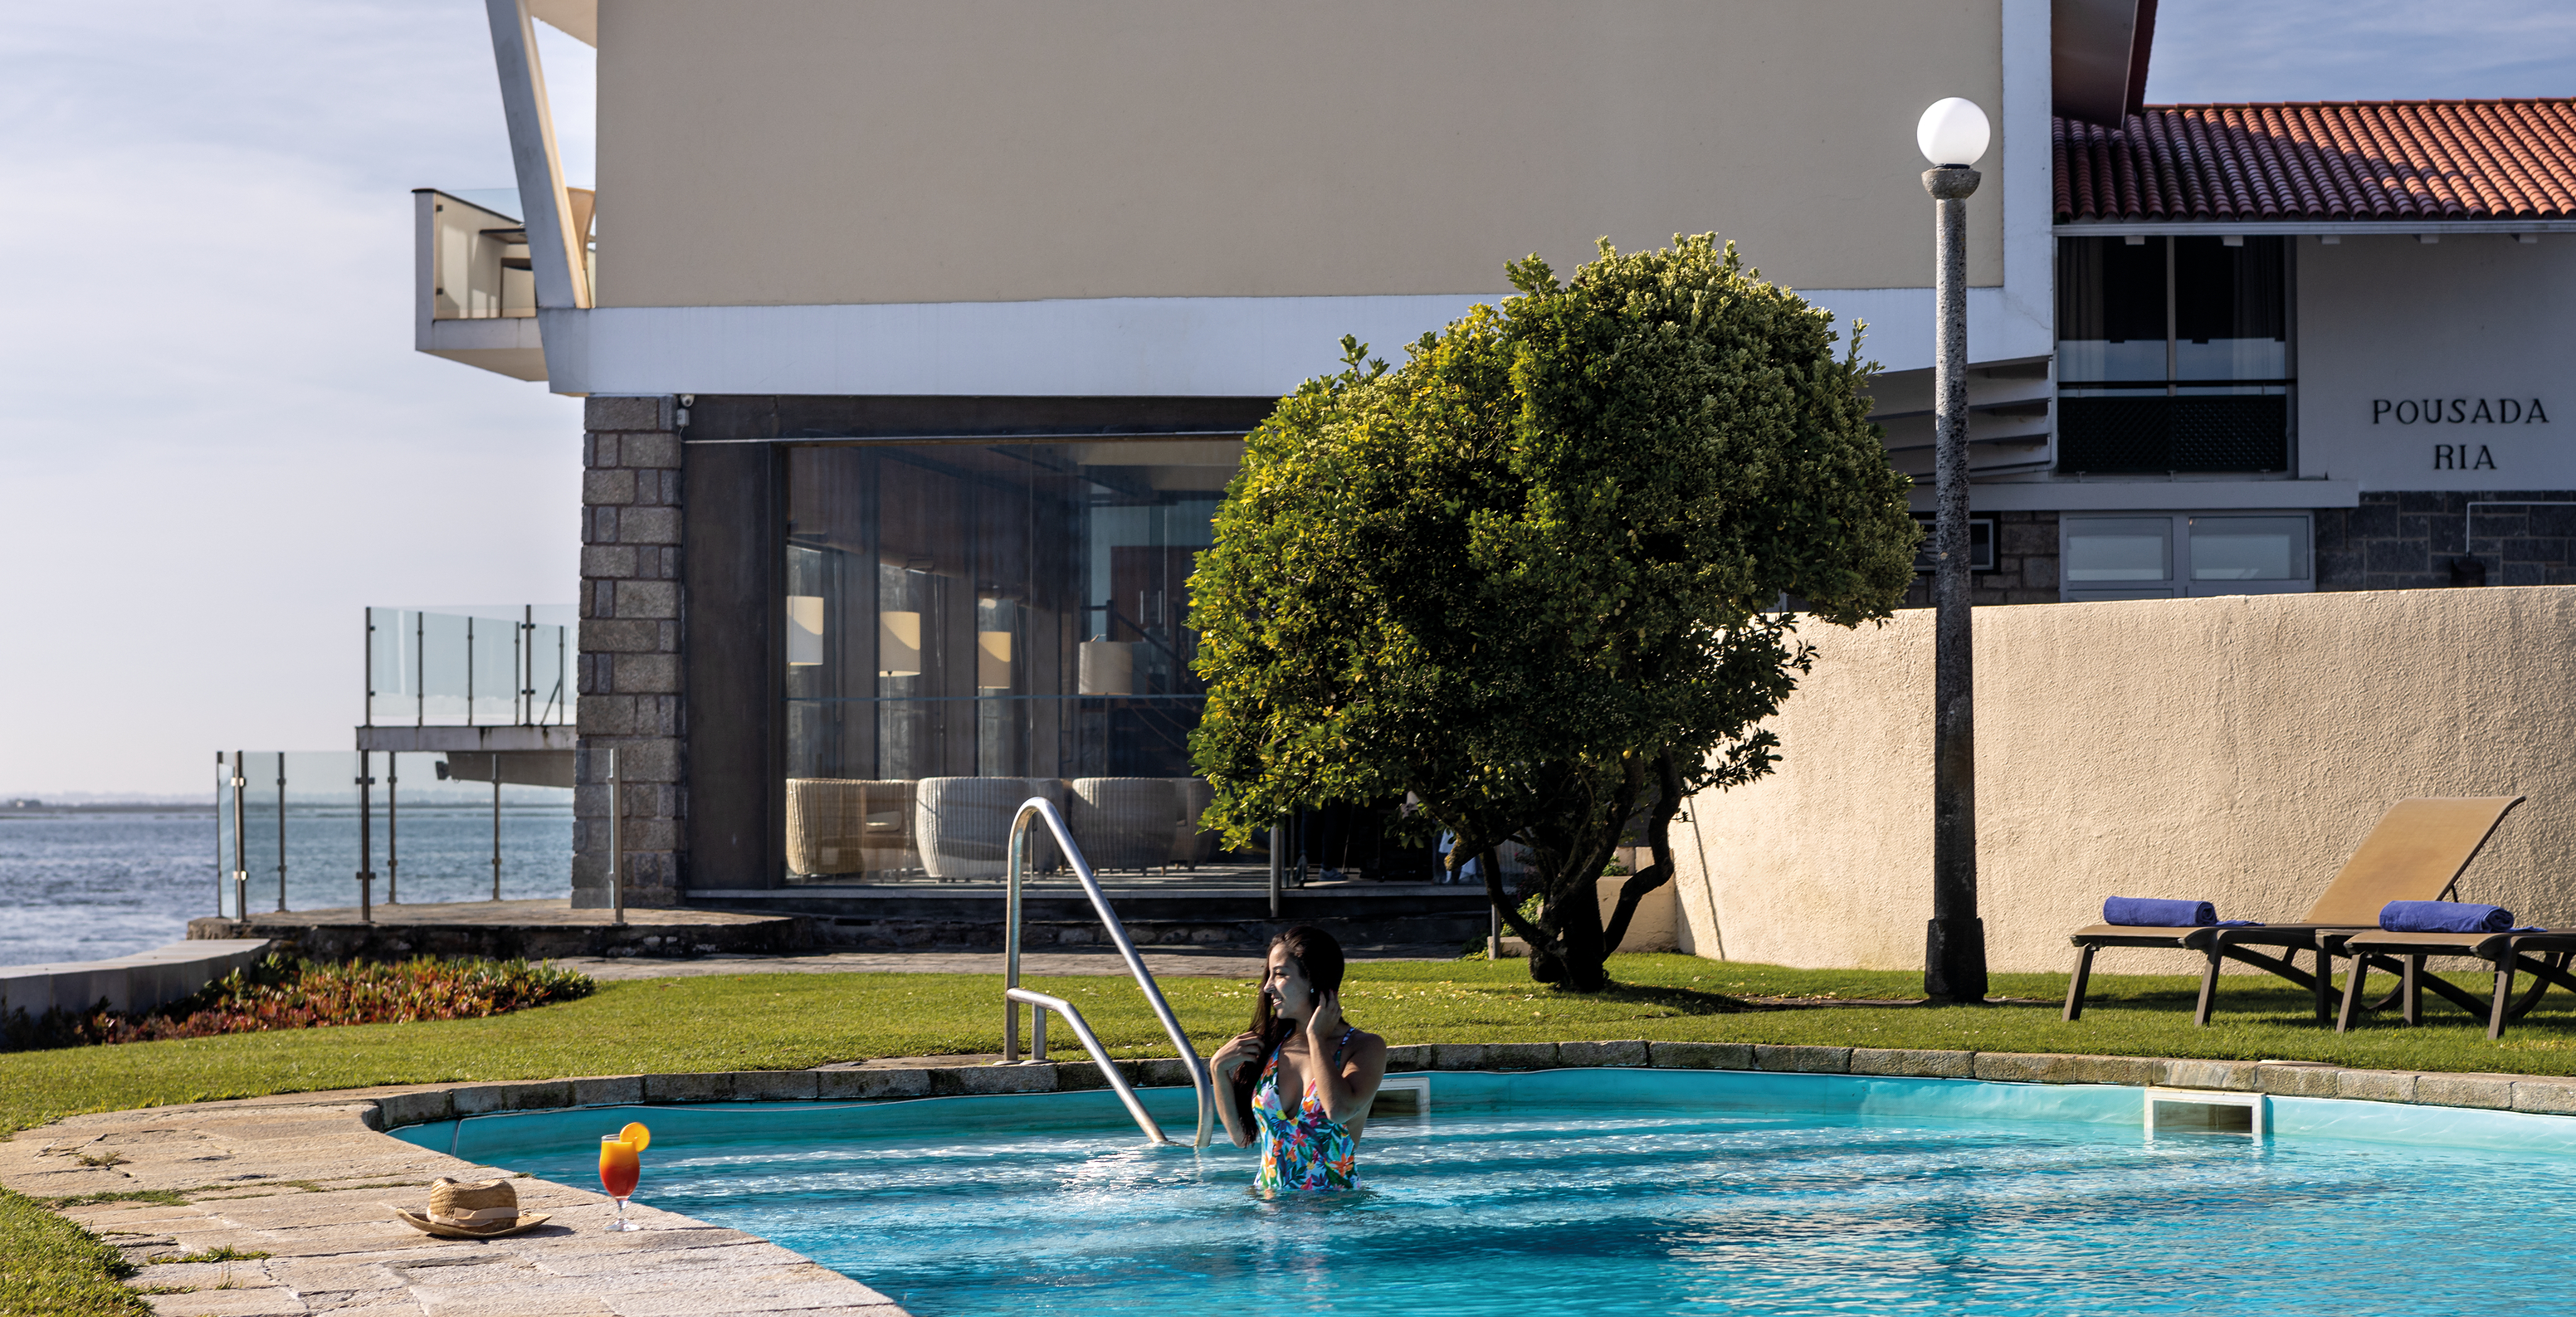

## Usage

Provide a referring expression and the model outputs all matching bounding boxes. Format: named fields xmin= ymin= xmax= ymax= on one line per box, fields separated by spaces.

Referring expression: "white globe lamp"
xmin=1915 ymin=98 xmax=1992 ymax=168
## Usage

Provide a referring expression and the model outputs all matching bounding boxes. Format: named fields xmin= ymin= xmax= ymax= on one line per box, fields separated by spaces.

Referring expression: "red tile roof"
xmin=2054 ymin=100 xmax=2576 ymax=222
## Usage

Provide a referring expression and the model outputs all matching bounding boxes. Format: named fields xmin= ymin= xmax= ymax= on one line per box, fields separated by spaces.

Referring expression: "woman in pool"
xmin=1211 ymin=924 xmax=1390 ymax=1193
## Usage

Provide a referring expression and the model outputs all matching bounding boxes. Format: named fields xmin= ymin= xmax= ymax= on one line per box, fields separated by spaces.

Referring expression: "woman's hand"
xmin=1211 ymin=1029 xmax=1265 ymax=1083
xmin=1305 ymin=988 xmax=1344 ymax=1043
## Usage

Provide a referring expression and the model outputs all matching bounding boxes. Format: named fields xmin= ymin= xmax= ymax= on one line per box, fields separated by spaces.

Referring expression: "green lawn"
xmin=18 ymin=953 xmax=2576 ymax=1311
xmin=13 ymin=954 xmax=2576 ymax=1141
xmin=0 ymin=1185 xmax=149 ymax=1316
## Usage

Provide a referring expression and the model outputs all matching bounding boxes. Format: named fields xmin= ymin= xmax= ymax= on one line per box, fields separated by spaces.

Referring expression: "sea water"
xmin=415 ymin=1072 xmax=2576 ymax=1317
xmin=0 ymin=804 xmax=570 ymax=967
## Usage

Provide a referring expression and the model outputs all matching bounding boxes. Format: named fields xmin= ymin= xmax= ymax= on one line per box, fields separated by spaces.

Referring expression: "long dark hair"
xmin=1228 ymin=924 xmax=1347 ymax=1135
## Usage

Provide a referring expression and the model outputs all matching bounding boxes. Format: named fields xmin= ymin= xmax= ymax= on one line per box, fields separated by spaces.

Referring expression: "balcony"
xmin=412 ymin=188 xmax=593 ymax=383
xmin=359 ymin=606 xmax=577 ymax=779
xmin=2057 ymin=394 xmax=2291 ymax=474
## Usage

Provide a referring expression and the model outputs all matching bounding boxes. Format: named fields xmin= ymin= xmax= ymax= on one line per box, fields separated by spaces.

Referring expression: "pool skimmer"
xmin=1372 ymin=1076 xmax=1432 ymax=1115
xmin=2144 ymin=1085 xmax=2266 ymax=1138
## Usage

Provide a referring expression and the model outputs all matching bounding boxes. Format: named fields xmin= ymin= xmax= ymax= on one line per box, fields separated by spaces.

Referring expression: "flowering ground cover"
xmin=3 ymin=955 xmax=593 ymax=1050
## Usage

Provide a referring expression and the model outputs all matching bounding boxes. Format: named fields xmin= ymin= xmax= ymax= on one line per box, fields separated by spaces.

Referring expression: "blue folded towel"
xmin=2104 ymin=896 xmax=2218 ymax=927
xmin=2379 ymin=900 xmax=2515 ymax=934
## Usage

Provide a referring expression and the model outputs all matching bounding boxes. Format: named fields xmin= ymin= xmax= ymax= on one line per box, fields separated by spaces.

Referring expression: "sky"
xmin=1 ymin=1 xmax=2570 ymax=798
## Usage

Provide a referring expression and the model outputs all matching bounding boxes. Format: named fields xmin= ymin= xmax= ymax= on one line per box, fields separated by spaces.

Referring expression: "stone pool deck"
xmin=23 ymin=1042 xmax=2576 ymax=1314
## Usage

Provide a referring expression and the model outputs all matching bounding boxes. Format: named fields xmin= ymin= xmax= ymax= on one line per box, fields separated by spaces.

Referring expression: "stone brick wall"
xmin=2315 ymin=490 xmax=2576 ymax=591
xmin=1899 ymin=510 xmax=2061 ymax=607
xmin=575 ymin=396 xmax=685 ymax=908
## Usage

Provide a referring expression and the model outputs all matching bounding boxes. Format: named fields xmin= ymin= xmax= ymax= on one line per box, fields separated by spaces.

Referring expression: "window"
xmin=2056 ymin=236 xmax=2292 ymax=473
xmin=2064 ymin=517 xmax=2170 ymax=586
xmin=779 ymin=439 xmax=1247 ymax=882
xmin=1910 ymin=514 xmax=1994 ymax=573
xmin=2060 ymin=513 xmax=2311 ymax=602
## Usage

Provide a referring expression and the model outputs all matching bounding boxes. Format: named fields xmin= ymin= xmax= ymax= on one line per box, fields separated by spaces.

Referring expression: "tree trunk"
xmin=1552 ymin=877 xmax=1611 ymax=991
xmin=1599 ymin=750 xmax=1687 ymax=953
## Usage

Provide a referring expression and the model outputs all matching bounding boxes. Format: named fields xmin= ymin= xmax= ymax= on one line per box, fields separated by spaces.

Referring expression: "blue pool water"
xmin=398 ymin=1071 xmax=2576 ymax=1316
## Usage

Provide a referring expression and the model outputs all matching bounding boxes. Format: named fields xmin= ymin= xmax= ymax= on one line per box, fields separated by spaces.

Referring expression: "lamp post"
xmin=1917 ymin=97 xmax=1991 ymax=1004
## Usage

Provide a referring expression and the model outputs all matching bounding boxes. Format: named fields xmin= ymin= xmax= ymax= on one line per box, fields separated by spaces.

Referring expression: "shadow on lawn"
xmin=1549 ymin=982 xmax=1764 ymax=1015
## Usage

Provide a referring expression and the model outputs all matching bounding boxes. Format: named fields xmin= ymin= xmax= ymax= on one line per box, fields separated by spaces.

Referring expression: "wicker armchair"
xmin=784 ymin=778 xmax=917 ymax=877
xmin=1171 ymin=778 xmax=1218 ymax=866
xmin=1066 ymin=778 xmax=1188 ymax=873
xmin=914 ymin=777 xmax=1066 ymax=879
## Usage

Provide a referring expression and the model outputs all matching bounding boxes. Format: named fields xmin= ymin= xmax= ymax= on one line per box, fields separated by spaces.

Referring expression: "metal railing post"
xmin=415 ymin=612 xmax=425 ymax=727
xmin=354 ymin=751 xmax=375 ymax=923
xmin=492 ymin=775 xmax=505 ymax=900
xmin=229 ymin=751 xmax=247 ymax=920
xmin=520 ymin=604 xmax=534 ymax=726
xmin=275 ymin=754 xmax=288 ymax=912
xmin=213 ymin=751 xmax=225 ymax=916
xmin=607 ymin=747 xmax=626 ymax=925
xmin=386 ymin=752 xmax=399 ymax=905
xmin=466 ymin=617 xmax=475 ymax=724
xmin=1005 ymin=819 xmax=1023 ymax=1061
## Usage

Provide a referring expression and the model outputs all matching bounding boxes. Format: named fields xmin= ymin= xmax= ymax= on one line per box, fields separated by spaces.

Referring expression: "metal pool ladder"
xmin=1001 ymin=798 xmax=1216 ymax=1149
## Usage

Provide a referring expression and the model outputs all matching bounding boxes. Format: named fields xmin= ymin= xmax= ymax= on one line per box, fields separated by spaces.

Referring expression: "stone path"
xmin=9 ymin=1092 xmax=901 ymax=1316
xmin=547 ymin=944 xmax=1459 ymax=982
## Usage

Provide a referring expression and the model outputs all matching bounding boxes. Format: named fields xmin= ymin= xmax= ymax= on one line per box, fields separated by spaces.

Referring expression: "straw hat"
xmin=393 ymin=1177 xmax=551 ymax=1238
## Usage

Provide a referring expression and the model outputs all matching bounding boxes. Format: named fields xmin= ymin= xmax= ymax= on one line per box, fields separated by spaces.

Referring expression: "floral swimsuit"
xmin=1251 ymin=1028 xmax=1360 ymax=1194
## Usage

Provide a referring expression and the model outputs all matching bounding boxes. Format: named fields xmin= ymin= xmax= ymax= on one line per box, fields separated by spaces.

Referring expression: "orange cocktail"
xmin=599 ymin=1122 xmax=648 ymax=1232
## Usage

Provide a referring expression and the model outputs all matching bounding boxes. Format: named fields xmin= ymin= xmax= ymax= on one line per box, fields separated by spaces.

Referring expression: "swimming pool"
xmin=397 ymin=1070 xmax=2576 ymax=1316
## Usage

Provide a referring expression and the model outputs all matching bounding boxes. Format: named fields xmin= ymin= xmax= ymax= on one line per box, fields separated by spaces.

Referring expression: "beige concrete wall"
xmin=1500 ymin=876 xmax=1679 ymax=958
xmin=596 ymin=0 xmax=2003 ymax=308
xmin=1672 ymin=586 xmax=2576 ymax=974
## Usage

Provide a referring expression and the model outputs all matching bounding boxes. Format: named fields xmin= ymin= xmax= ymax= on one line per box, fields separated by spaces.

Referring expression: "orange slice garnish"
xmin=619 ymin=1121 xmax=651 ymax=1152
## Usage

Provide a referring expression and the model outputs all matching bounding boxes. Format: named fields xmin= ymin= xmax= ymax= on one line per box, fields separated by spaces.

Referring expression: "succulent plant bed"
xmin=2 ymin=955 xmax=594 ymax=1051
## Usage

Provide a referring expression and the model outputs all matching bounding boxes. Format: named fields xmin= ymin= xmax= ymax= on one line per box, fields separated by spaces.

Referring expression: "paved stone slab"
xmin=1754 ymin=1045 xmax=1852 ymax=1074
xmin=1646 ymin=1041 xmax=1754 ymax=1070
xmin=2 ymin=1098 xmax=908 ymax=1315
xmin=1848 ymin=1047 xmax=1975 ymax=1078
xmin=1558 ymin=1040 xmax=1651 ymax=1067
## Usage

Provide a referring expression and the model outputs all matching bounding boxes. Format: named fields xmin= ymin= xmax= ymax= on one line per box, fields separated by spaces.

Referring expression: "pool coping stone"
xmin=342 ymin=1045 xmax=2576 ymax=1130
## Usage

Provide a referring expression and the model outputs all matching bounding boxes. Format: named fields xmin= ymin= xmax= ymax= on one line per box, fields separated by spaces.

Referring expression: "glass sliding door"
xmin=780 ymin=438 xmax=1244 ymax=882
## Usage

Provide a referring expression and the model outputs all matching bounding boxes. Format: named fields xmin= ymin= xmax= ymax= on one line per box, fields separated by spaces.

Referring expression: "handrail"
xmin=1004 ymin=987 xmax=1169 ymax=1143
xmin=1004 ymin=798 xmax=1215 ymax=1149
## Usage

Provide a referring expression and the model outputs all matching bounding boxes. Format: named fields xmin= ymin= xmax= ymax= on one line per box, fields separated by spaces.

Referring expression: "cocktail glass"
xmin=599 ymin=1134 xmax=642 ymax=1231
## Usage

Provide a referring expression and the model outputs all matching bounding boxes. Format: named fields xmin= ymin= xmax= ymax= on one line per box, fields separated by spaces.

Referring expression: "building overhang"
xmin=2051 ymin=0 xmax=2157 ymax=128
xmin=355 ymin=724 xmax=577 ymax=754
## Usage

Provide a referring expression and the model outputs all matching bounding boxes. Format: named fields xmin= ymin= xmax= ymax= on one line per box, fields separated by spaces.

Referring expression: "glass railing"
xmin=420 ymin=188 xmax=596 ymax=320
xmin=367 ymin=607 xmax=575 ymax=727
xmin=211 ymin=750 xmax=570 ymax=919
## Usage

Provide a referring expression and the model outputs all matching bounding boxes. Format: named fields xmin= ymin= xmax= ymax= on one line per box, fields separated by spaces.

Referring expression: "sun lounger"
xmin=2330 ymin=927 xmax=2576 ymax=1039
xmin=2062 ymin=796 xmax=2525 ymax=1027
